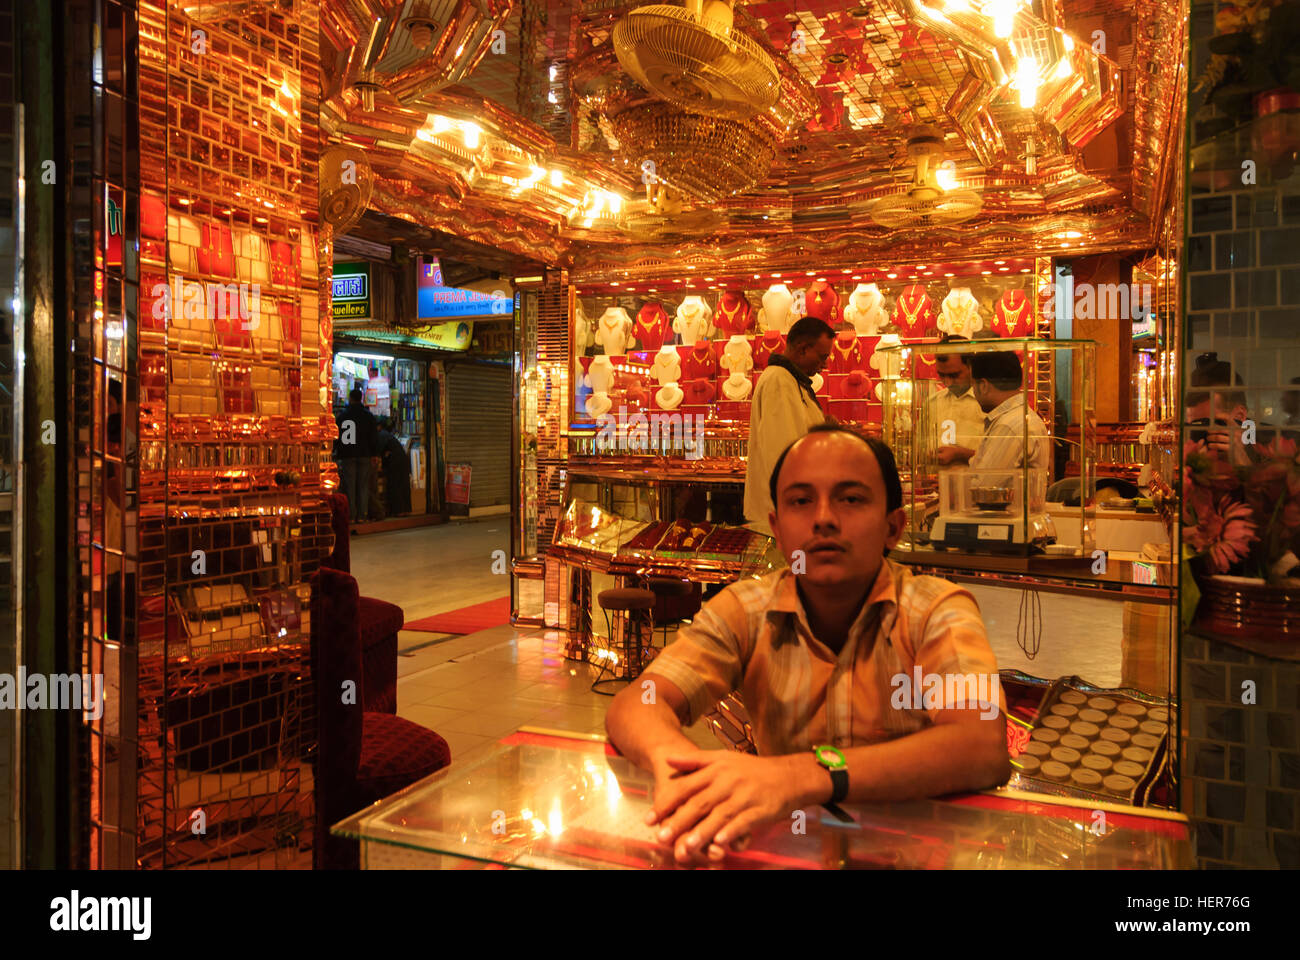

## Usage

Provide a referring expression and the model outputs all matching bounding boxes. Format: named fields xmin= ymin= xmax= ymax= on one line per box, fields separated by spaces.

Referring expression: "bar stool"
xmin=644 ymin=576 xmax=694 ymax=649
xmin=591 ymin=587 xmax=656 ymax=696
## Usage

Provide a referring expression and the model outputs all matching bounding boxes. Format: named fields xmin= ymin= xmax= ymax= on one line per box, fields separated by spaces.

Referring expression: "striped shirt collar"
xmin=764 ymin=559 xmax=900 ymax=651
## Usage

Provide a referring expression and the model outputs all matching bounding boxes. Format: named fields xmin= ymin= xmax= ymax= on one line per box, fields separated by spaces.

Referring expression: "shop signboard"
xmin=416 ymin=254 xmax=512 ymax=318
xmin=411 ymin=320 xmax=475 ymax=351
xmin=332 ymin=261 xmax=371 ymax=319
xmin=446 ymin=463 xmax=472 ymax=505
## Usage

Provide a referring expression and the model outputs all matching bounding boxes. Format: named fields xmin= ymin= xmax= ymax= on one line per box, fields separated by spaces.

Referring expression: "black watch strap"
xmin=827 ymin=766 xmax=849 ymax=805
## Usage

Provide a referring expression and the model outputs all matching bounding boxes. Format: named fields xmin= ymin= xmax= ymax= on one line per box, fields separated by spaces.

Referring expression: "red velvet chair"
xmin=321 ymin=492 xmax=401 ymax=714
xmin=312 ymin=566 xmax=451 ymax=869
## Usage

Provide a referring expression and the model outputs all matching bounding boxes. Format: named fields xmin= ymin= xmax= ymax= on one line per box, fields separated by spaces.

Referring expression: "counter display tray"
xmin=1014 ymin=677 xmax=1174 ymax=807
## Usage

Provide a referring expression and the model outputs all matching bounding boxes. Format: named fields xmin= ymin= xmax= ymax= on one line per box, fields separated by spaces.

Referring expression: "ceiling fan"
xmin=612 ymin=0 xmax=780 ymax=121
xmin=869 ymin=125 xmax=984 ymax=229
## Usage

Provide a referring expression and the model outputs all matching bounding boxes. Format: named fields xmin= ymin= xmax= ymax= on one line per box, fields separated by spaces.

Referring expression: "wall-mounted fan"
xmin=612 ymin=0 xmax=780 ymax=120
xmin=319 ymin=146 xmax=374 ymax=236
xmin=870 ymin=125 xmax=983 ymax=229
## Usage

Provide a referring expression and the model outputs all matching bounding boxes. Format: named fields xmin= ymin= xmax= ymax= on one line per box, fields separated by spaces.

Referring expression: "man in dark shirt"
xmin=377 ymin=417 xmax=412 ymax=517
xmin=335 ymin=386 xmax=379 ymax=523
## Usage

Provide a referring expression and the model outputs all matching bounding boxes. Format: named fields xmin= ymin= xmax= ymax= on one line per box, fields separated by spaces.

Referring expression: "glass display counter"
xmin=332 ymin=731 xmax=1194 ymax=869
xmin=879 ymin=338 xmax=1124 ymax=581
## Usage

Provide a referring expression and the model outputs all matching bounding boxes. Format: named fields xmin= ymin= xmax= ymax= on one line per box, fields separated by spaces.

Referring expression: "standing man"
xmin=378 ymin=417 xmax=413 ymax=517
xmin=744 ymin=317 xmax=834 ymax=535
xmin=940 ymin=351 xmax=1049 ymax=473
xmin=335 ymin=386 xmax=379 ymax=524
xmin=926 ymin=335 xmax=985 ymax=467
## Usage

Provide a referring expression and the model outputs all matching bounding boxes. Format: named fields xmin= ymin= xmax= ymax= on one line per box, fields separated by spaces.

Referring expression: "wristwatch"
xmin=813 ymin=744 xmax=849 ymax=805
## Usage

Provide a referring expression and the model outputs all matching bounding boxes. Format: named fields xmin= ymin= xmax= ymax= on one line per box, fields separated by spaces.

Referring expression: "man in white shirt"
xmin=928 ymin=335 xmax=986 ymax=467
xmin=935 ymin=350 xmax=1049 ymax=473
xmin=744 ymin=317 xmax=834 ymax=534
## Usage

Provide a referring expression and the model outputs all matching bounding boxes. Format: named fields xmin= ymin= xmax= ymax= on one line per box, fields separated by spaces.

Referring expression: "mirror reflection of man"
xmin=925 ymin=335 xmax=984 ymax=467
xmin=939 ymin=351 xmax=1049 ymax=473
xmin=607 ymin=426 xmax=1009 ymax=866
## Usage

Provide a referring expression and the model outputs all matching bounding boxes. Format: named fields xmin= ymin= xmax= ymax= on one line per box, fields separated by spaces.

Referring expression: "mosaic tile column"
xmin=89 ymin=0 xmax=334 ymax=869
xmin=1181 ymin=0 xmax=1300 ymax=869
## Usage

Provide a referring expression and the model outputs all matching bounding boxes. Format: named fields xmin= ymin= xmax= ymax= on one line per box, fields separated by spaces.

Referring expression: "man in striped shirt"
xmin=605 ymin=424 xmax=1009 ymax=866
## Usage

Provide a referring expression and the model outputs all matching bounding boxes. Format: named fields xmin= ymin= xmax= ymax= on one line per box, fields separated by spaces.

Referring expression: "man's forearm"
xmin=605 ymin=690 xmax=697 ymax=771
xmin=786 ymin=721 xmax=1010 ymax=808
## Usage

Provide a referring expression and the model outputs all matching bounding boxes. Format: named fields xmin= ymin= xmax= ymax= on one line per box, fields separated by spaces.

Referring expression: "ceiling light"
xmin=944 ymin=272 xmax=955 ymax=277
xmin=887 ymin=273 xmax=897 ymax=279
xmin=606 ymin=191 xmax=622 ymax=213
xmin=550 ymin=169 xmax=563 ymax=187
xmin=981 ymin=270 xmax=992 ymax=275
xmin=995 ymin=260 xmax=1005 ymax=265
xmin=991 ymin=0 xmax=1016 ymax=38
xmin=1016 ymin=57 xmax=1039 ymax=109
xmin=806 ymin=270 xmax=816 ymax=276
xmin=431 ymin=114 xmax=450 ymax=134
xmin=462 ymin=122 xmax=481 ymax=149
xmin=998 ymin=267 xmax=1009 ymax=271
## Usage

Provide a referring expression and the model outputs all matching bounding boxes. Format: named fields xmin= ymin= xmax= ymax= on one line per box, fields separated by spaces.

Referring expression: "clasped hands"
xmin=645 ymin=747 xmax=821 ymax=867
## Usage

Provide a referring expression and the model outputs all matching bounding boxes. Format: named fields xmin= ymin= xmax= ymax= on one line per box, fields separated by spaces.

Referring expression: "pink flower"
xmin=1187 ymin=496 xmax=1259 ymax=573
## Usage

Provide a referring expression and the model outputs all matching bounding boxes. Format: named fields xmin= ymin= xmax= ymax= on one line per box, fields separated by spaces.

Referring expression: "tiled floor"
xmin=393 ymin=626 xmax=720 ymax=770
xmin=354 ymin=522 xmax=1134 ymax=773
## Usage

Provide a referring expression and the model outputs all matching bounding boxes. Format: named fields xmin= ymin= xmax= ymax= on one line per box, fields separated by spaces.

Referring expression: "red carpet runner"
xmin=402 ymin=597 xmax=511 ymax=634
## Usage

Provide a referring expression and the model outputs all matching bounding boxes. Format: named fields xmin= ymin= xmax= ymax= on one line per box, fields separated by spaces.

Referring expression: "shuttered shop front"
xmin=445 ymin=361 xmax=512 ymax=509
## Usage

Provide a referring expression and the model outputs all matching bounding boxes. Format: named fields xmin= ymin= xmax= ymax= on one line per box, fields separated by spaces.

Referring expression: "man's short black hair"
xmin=349 ymin=386 xmax=364 ymax=403
xmin=968 ymin=350 xmax=1022 ymax=391
xmin=768 ymin=423 xmax=903 ymax=514
xmin=937 ymin=333 xmax=971 ymax=367
xmin=786 ymin=316 xmax=835 ymax=347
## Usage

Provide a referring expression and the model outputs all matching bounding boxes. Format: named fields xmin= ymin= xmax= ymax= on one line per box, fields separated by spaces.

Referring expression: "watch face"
xmin=815 ymin=745 xmax=846 ymax=769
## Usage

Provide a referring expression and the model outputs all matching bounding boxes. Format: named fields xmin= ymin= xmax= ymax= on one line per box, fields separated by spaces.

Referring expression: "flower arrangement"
xmin=1183 ymin=434 xmax=1300 ymax=584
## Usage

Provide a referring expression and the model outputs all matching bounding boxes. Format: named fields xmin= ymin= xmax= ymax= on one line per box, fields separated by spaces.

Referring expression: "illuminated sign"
xmin=332 ymin=262 xmax=371 ymax=319
xmin=416 ymin=254 xmax=511 ymax=319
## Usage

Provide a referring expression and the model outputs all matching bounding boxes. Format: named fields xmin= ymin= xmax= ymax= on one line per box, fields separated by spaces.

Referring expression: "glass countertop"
xmin=332 ymin=731 xmax=1193 ymax=869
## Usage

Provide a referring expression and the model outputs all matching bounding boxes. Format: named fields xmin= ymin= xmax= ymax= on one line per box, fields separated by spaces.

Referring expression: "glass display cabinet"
xmin=881 ymin=338 xmax=1103 ymax=575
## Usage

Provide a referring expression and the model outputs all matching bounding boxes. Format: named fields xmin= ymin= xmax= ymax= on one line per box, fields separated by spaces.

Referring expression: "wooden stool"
xmin=592 ymin=587 xmax=656 ymax=696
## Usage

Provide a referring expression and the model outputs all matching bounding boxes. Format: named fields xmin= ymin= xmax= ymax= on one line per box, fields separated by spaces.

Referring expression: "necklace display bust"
xmin=585 ymin=391 xmax=612 ymax=417
xmin=683 ymin=378 xmax=715 ymax=405
xmin=673 ymin=296 xmax=713 ymax=346
xmin=827 ymin=330 xmax=863 ymax=374
xmin=721 ymin=370 xmax=753 ymax=400
xmin=758 ymin=284 xmax=799 ymax=334
xmin=719 ymin=335 xmax=754 ymax=374
xmin=803 ymin=280 xmax=840 ymax=325
xmin=892 ymin=284 xmax=934 ymax=336
xmin=681 ymin=339 xmax=719 ymax=381
xmin=585 ymin=355 xmax=616 ymax=394
xmin=870 ymin=333 xmax=903 ymax=380
xmin=938 ymin=287 xmax=983 ymax=337
xmin=633 ymin=302 xmax=672 ymax=351
xmin=843 ymin=283 xmax=888 ymax=336
xmin=713 ymin=290 xmax=755 ymax=337
xmin=651 ymin=346 xmax=682 ymax=386
xmin=993 ymin=289 xmax=1032 ymax=338
xmin=655 ymin=382 xmax=684 ymax=410
xmin=843 ymin=369 xmax=873 ymax=398
xmin=594 ymin=306 xmax=634 ymax=355
xmin=574 ymin=303 xmax=594 ymax=352
xmin=752 ymin=330 xmax=784 ymax=370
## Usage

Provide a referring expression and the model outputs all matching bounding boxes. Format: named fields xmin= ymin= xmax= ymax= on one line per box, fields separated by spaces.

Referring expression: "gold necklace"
xmin=895 ymin=289 xmax=930 ymax=330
